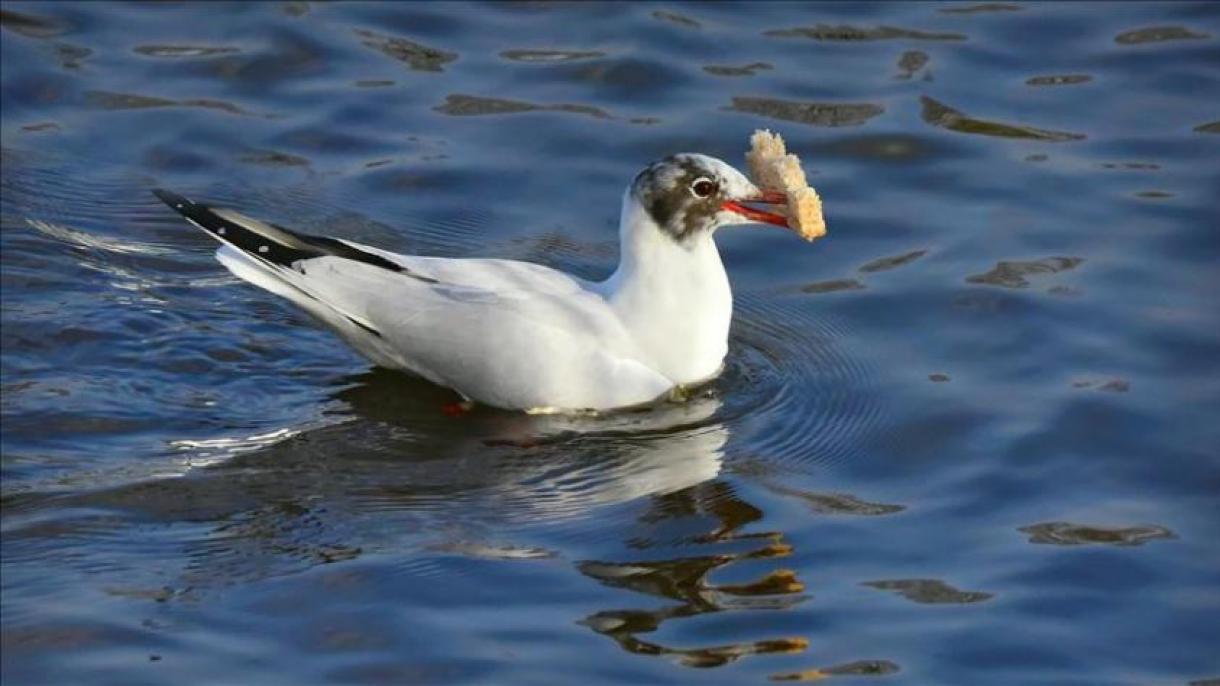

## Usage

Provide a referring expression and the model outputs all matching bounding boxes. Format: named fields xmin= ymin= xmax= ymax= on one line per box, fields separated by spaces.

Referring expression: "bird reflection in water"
xmin=577 ymin=480 xmax=811 ymax=668
xmin=338 ymin=370 xmax=815 ymax=669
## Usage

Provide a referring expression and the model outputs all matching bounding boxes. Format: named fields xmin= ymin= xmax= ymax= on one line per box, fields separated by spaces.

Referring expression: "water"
xmin=2 ymin=2 xmax=1218 ymax=684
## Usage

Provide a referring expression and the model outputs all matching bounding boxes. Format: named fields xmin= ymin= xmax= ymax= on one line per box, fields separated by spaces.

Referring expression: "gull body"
xmin=155 ymin=154 xmax=792 ymax=412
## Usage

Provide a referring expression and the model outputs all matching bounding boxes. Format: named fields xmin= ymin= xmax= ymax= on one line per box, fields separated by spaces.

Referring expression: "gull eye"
xmin=690 ymin=178 xmax=717 ymax=199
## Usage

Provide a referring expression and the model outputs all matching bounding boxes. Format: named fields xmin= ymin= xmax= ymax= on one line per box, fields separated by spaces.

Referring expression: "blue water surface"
xmin=2 ymin=2 xmax=1219 ymax=684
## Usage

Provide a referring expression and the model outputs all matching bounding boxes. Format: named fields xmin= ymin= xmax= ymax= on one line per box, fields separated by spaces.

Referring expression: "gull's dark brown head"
xmin=630 ymin=153 xmax=791 ymax=244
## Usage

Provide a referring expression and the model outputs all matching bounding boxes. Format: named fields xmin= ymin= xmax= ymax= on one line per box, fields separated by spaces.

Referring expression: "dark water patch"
xmin=858 ymin=250 xmax=927 ymax=273
xmin=862 ymin=579 xmax=994 ymax=604
xmin=1047 ymin=284 xmax=1080 ymax=296
xmin=651 ymin=10 xmax=701 ymax=29
xmin=0 ymin=8 xmax=67 ymax=38
xmin=1099 ymin=161 xmax=1160 ymax=170
xmin=965 ymin=256 xmax=1083 ymax=288
xmin=239 ymin=150 xmax=310 ymax=167
xmin=434 ymin=94 xmax=611 ymax=120
xmin=20 ymin=122 xmax=60 ymax=133
xmin=896 ymin=50 xmax=929 ymax=79
xmin=764 ymin=24 xmax=966 ymax=42
xmin=1194 ymin=121 xmax=1220 ymax=134
xmin=1019 ymin=522 xmax=1176 ymax=546
xmin=800 ymin=278 xmax=865 ymax=294
xmin=772 ymin=660 xmax=901 ymax=681
xmin=102 ymin=585 xmax=191 ymax=603
xmin=133 ymin=45 xmax=240 ymax=58
xmin=1071 ymin=378 xmax=1130 ymax=393
xmin=1115 ymin=25 xmax=1210 ymax=45
xmin=353 ymin=28 xmax=457 ymax=71
xmin=920 ymin=96 xmax=1085 ymax=142
xmin=1134 ymin=190 xmax=1174 ymax=199
xmin=500 ymin=49 xmax=606 ymax=62
xmin=938 ymin=3 xmax=1022 ymax=13
xmin=282 ymin=1 xmax=310 ymax=17
xmin=704 ymin=62 xmax=772 ymax=77
xmin=929 ymin=373 xmax=951 ymax=383
xmin=763 ymin=483 xmax=905 ymax=516
xmin=1025 ymin=153 xmax=1048 ymax=162
xmin=53 ymin=43 xmax=90 ymax=69
xmin=1025 ymin=74 xmax=1092 ymax=87
xmin=728 ymin=97 xmax=884 ymax=127
xmin=85 ymin=90 xmax=176 ymax=110
xmin=353 ymin=79 xmax=394 ymax=88
xmin=84 ymin=90 xmax=262 ymax=117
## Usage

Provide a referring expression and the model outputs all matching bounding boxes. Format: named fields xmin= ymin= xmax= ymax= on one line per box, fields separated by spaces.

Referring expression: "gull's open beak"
xmin=721 ymin=190 xmax=790 ymax=230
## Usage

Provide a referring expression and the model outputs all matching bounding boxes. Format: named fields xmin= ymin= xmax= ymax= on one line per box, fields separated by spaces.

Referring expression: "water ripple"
xmin=1018 ymin=522 xmax=1177 ymax=546
xmin=730 ymin=293 xmax=884 ymax=472
xmin=763 ymin=24 xmax=967 ymax=42
xmin=434 ymin=94 xmax=612 ymax=120
xmin=727 ymin=97 xmax=885 ymax=128
xmin=920 ymin=96 xmax=1085 ymax=142
xmin=861 ymin=578 xmax=994 ymax=604
xmin=1114 ymin=25 xmax=1211 ymax=45
xmin=500 ymin=49 xmax=606 ymax=63
xmin=352 ymin=28 xmax=457 ymax=71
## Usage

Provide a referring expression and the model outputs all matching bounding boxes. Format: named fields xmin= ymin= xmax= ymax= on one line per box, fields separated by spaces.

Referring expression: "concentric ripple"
xmin=724 ymin=292 xmax=885 ymax=472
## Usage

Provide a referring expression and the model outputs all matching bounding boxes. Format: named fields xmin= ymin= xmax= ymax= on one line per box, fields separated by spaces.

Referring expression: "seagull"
xmin=154 ymin=153 xmax=799 ymax=413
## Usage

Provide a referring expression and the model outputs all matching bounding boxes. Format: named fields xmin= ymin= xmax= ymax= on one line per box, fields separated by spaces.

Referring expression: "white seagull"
xmin=154 ymin=153 xmax=800 ymax=413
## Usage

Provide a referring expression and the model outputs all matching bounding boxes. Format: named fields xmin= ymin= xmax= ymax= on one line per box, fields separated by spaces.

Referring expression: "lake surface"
xmin=2 ymin=2 xmax=1219 ymax=684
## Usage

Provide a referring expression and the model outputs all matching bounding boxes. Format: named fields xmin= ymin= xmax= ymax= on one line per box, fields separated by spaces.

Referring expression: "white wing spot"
xmin=258 ymin=245 xmax=269 ymax=253
xmin=217 ymin=227 xmax=226 ymax=235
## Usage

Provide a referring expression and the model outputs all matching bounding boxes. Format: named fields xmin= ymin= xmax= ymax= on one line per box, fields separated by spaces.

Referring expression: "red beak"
xmin=721 ymin=190 xmax=789 ymax=229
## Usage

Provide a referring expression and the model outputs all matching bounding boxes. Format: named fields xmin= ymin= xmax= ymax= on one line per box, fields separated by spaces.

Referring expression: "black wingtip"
xmin=152 ymin=188 xmax=191 ymax=211
xmin=151 ymin=188 xmax=431 ymax=283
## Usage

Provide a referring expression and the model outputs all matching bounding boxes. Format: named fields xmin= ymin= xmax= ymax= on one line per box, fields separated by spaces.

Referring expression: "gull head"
xmin=630 ymin=153 xmax=793 ymax=244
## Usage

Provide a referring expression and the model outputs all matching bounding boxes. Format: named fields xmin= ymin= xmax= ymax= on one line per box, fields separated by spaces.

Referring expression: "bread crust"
xmin=746 ymin=130 xmax=826 ymax=241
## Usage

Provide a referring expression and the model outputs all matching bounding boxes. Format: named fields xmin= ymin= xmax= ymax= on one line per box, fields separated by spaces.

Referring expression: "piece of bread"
xmin=789 ymin=187 xmax=825 ymax=240
xmin=746 ymin=129 xmax=789 ymax=191
xmin=746 ymin=129 xmax=826 ymax=241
